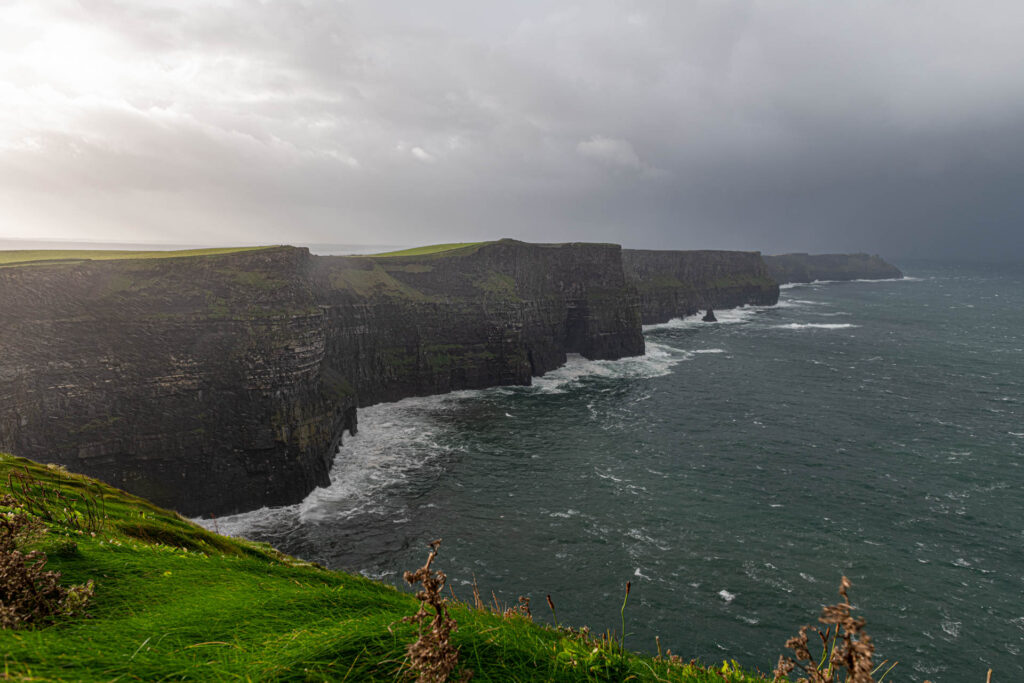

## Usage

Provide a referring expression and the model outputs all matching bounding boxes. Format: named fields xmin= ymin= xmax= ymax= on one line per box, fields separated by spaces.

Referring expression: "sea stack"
xmin=702 ymin=309 xmax=717 ymax=322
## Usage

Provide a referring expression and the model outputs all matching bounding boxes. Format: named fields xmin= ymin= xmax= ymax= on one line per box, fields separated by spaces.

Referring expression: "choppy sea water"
xmin=205 ymin=262 xmax=1024 ymax=682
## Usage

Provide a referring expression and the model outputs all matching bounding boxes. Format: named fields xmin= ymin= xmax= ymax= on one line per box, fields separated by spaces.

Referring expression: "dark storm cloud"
xmin=2 ymin=0 xmax=1024 ymax=258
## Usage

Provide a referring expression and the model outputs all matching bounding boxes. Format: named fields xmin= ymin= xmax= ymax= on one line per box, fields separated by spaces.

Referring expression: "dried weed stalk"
xmin=8 ymin=468 xmax=106 ymax=534
xmin=0 ymin=494 xmax=93 ymax=629
xmin=402 ymin=539 xmax=471 ymax=683
xmin=503 ymin=596 xmax=531 ymax=620
xmin=774 ymin=576 xmax=875 ymax=683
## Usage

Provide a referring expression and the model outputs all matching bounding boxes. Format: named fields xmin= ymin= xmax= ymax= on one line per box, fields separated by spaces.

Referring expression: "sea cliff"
xmin=0 ymin=247 xmax=349 ymax=516
xmin=0 ymin=241 xmax=643 ymax=515
xmin=764 ymin=253 xmax=903 ymax=284
xmin=622 ymin=249 xmax=780 ymax=324
xmin=1 ymin=240 xmax=806 ymax=516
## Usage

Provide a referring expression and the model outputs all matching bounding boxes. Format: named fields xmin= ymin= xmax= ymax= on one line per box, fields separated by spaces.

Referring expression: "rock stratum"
xmin=3 ymin=241 xmax=867 ymax=516
xmin=622 ymin=249 xmax=780 ymax=324
xmin=764 ymin=253 xmax=903 ymax=284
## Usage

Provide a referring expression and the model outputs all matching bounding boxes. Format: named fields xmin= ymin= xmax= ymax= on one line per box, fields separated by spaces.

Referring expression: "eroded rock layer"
xmin=622 ymin=249 xmax=780 ymax=325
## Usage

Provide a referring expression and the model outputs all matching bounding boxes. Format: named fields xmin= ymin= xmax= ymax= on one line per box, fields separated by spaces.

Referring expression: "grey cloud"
xmin=2 ymin=0 xmax=1024 ymax=258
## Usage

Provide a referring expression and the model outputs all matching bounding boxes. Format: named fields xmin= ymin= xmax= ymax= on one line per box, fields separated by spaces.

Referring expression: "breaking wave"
xmin=775 ymin=323 xmax=860 ymax=330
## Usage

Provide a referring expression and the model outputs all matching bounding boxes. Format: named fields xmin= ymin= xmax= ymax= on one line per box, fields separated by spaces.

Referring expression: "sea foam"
xmin=776 ymin=323 xmax=859 ymax=330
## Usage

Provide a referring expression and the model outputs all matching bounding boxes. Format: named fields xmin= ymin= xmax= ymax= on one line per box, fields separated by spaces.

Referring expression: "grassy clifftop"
xmin=0 ymin=246 xmax=277 ymax=268
xmin=0 ymin=453 xmax=770 ymax=682
xmin=368 ymin=242 xmax=487 ymax=258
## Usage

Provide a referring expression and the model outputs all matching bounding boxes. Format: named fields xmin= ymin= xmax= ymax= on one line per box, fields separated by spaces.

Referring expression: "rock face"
xmin=764 ymin=253 xmax=903 ymax=284
xmin=622 ymin=249 xmax=780 ymax=324
xmin=0 ymin=241 xmax=643 ymax=515
xmin=313 ymin=240 xmax=644 ymax=407
xmin=0 ymin=247 xmax=354 ymax=517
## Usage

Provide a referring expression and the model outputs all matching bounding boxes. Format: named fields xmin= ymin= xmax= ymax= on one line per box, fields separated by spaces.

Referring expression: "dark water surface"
xmin=210 ymin=263 xmax=1024 ymax=682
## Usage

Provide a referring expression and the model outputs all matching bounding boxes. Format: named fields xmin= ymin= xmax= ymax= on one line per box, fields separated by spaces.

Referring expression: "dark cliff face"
xmin=0 ymin=247 xmax=355 ymax=517
xmin=622 ymin=249 xmax=780 ymax=325
xmin=0 ymin=241 xmax=643 ymax=516
xmin=313 ymin=240 xmax=644 ymax=406
xmin=764 ymin=253 xmax=903 ymax=284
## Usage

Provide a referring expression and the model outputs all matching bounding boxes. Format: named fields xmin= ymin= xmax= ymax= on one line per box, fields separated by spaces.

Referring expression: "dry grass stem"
xmin=774 ymin=576 xmax=875 ymax=683
xmin=401 ymin=539 xmax=471 ymax=683
xmin=0 ymin=494 xmax=93 ymax=629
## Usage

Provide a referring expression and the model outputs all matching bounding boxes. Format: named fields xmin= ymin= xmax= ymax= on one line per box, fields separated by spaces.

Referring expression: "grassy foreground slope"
xmin=0 ymin=246 xmax=275 ymax=267
xmin=0 ymin=453 xmax=769 ymax=682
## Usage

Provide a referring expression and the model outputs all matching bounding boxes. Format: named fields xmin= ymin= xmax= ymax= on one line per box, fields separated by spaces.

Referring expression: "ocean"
xmin=207 ymin=262 xmax=1023 ymax=682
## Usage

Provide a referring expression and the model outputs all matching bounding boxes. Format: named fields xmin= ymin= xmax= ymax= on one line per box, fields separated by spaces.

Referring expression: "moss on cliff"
xmin=0 ymin=453 xmax=770 ymax=682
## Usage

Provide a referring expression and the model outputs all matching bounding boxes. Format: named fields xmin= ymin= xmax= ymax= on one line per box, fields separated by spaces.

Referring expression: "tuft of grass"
xmin=773 ymin=577 xmax=889 ymax=683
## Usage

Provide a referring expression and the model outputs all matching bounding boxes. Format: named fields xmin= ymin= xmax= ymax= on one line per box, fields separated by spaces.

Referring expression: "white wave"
xmin=854 ymin=276 xmax=920 ymax=283
xmin=776 ymin=323 xmax=859 ymax=330
xmin=780 ymin=276 xmax=915 ymax=289
xmin=595 ymin=469 xmax=624 ymax=483
xmin=775 ymin=298 xmax=828 ymax=307
xmin=626 ymin=528 xmax=670 ymax=551
xmin=205 ymin=340 xmax=701 ymax=533
xmin=694 ymin=348 xmax=726 ymax=354
xmin=195 ymin=503 xmax=298 ymax=539
xmin=718 ymin=589 xmax=736 ymax=603
xmin=941 ymin=620 xmax=962 ymax=638
xmin=530 ymin=342 xmax=690 ymax=393
xmin=299 ymin=402 xmax=451 ymax=523
xmin=634 ymin=567 xmax=651 ymax=580
xmin=642 ymin=305 xmax=764 ymax=331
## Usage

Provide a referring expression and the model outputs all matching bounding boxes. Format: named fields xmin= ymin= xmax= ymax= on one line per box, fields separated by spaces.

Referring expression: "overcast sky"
xmin=2 ymin=1 xmax=1024 ymax=258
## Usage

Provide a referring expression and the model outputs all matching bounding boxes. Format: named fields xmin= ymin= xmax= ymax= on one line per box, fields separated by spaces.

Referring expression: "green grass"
xmin=0 ymin=453 xmax=771 ymax=682
xmin=0 ymin=246 xmax=277 ymax=268
xmin=367 ymin=242 xmax=486 ymax=258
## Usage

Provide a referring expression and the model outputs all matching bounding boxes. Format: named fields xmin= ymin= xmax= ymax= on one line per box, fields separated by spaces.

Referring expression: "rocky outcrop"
xmin=764 ymin=253 xmax=903 ymax=284
xmin=0 ymin=241 xmax=643 ymax=516
xmin=622 ymin=250 xmax=779 ymax=325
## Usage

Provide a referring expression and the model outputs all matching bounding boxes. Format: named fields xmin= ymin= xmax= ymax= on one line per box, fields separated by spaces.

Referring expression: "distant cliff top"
xmin=0 ymin=245 xmax=279 ymax=268
xmin=763 ymin=253 xmax=903 ymax=284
